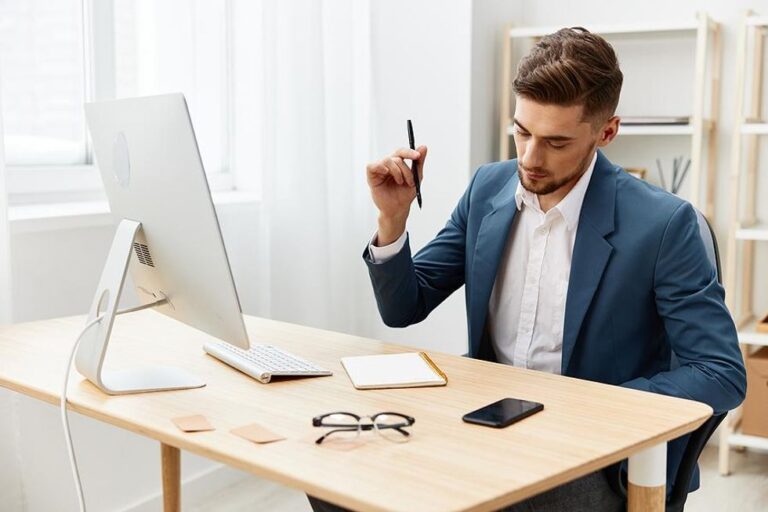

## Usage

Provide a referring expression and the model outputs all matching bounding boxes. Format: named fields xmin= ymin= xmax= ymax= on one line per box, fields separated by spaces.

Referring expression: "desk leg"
xmin=161 ymin=444 xmax=181 ymax=512
xmin=627 ymin=442 xmax=666 ymax=512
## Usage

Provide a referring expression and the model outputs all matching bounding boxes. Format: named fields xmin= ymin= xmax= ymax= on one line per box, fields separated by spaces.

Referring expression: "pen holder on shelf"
xmin=655 ymin=156 xmax=691 ymax=195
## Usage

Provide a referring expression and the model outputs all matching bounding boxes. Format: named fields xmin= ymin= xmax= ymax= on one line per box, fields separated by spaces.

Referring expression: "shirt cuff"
xmin=368 ymin=230 xmax=408 ymax=264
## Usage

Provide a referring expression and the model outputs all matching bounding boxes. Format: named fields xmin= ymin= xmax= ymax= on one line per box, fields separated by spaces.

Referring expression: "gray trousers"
xmin=307 ymin=469 xmax=625 ymax=512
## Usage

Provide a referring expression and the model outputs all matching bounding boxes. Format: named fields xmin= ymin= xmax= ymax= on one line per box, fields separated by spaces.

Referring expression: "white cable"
xmin=61 ymin=315 xmax=102 ymax=512
xmin=61 ymin=298 xmax=167 ymax=512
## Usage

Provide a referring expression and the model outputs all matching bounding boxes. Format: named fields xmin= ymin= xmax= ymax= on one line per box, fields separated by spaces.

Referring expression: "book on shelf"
xmin=620 ymin=116 xmax=690 ymax=125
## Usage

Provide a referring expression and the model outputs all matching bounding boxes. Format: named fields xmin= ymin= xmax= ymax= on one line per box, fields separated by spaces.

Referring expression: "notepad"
xmin=341 ymin=352 xmax=448 ymax=389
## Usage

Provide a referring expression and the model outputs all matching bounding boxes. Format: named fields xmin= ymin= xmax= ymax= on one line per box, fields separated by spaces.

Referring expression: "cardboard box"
xmin=742 ymin=347 xmax=768 ymax=437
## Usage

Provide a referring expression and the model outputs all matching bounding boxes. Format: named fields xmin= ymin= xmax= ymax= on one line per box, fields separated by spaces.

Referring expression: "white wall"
xmin=470 ymin=0 xmax=524 ymax=171
xmin=362 ymin=0 xmax=473 ymax=355
xmin=0 ymin=85 xmax=23 ymax=512
xmin=0 ymin=389 xmax=24 ymax=511
xmin=363 ymin=0 xmax=523 ymax=356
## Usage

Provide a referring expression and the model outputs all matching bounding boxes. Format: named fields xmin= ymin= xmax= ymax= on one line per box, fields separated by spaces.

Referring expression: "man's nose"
xmin=521 ymin=140 xmax=545 ymax=170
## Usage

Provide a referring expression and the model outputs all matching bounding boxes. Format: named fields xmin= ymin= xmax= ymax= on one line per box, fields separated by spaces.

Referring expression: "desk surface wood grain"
xmin=0 ymin=312 xmax=711 ymax=512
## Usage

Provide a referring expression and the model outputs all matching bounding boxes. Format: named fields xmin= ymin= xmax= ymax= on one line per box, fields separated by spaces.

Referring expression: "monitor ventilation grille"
xmin=133 ymin=242 xmax=155 ymax=267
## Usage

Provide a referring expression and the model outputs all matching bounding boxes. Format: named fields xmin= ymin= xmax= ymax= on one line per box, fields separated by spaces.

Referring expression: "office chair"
xmin=610 ymin=208 xmax=727 ymax=512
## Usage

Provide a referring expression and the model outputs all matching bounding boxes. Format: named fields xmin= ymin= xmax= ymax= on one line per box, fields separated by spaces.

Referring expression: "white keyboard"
xmin=203 ymin=341 xmax=332 ymax=384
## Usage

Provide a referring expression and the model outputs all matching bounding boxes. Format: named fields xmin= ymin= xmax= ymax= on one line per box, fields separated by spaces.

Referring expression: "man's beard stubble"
xmin=517 ymin=146 xmax=595 ymax=196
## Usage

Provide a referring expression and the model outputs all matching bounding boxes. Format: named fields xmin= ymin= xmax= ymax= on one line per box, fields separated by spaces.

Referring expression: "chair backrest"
xmin=694 ymin=208 xmax=722 ymax=285
xmin=667 ymin=413 xmax=725 ymax=511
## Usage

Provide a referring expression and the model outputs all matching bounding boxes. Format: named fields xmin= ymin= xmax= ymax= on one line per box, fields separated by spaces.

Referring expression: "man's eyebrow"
xmin=513 ymin=118 xmax=576 ymax=142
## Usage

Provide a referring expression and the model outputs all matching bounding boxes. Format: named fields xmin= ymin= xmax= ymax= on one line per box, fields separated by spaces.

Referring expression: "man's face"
xmin=512 ymin=97 xmax=617 ymax=197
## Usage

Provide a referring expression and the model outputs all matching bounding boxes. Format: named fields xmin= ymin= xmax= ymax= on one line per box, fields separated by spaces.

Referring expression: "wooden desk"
xmin=0 ymin=312 xmax=711 ymax=512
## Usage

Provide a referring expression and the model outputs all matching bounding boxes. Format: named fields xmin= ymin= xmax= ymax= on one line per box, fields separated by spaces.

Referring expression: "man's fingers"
xmin=394 ymin=147 xmax=421 ymax=161
xmin=367 ymin=159 xmax=409 ymax=187
xmin=366 ymin=162 xmax=389 ymax=176
xmin=383 ymin=158 xmax=405 ymax=185
xmin=392 ymin=157 xmax=415 ymax=187
xmin=368 ymin=145 xmax=427 ymax=186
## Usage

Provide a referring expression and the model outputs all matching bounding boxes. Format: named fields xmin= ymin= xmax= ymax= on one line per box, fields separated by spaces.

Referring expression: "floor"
xmin=189 ymin=446 xmax=768 ymax=511
xmin=685 ymin=446 xmax=768 ymax=511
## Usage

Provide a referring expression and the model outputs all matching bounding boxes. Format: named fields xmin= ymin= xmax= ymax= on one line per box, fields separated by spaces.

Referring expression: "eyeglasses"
xmin=312 ymin=411 xmax=415 ymax=444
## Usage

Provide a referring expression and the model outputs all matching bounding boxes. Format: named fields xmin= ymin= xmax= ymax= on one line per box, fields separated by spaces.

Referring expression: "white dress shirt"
xmin=369 ymin=153 xmax=596 ymax=375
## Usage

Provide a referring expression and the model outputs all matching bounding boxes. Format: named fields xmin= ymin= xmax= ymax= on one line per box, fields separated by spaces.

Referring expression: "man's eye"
xmin=515 ymin=128 xmax=530 ymax=137
xmin=549 ymin=142 xmax=567 ymax=149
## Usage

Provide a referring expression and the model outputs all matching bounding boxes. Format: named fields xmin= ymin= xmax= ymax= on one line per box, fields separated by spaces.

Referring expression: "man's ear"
xmin=596 ymin=116 xmax=620 ymax=147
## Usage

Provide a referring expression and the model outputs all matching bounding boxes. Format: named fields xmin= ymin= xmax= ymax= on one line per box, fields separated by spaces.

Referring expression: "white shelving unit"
xmin=504 ymin=122 xmax=703 ymax=136
xmin=498 ymin=13 xmax=722 ymax=218
xmin=735 ymin=222 xmax=768 ymax=241
xmin=720 ymin=12 xmax=768 ymax=476
xmin=741 ymin=122 xmax=768 ymax=134
xmin=735 ymin=318 xmax=768 ymax=348
xmin=506 ymin=21 xmax=702 ymax=39
xmin=617 ymin=124 xmax=695 ymax=136
xmin=729 ymin=431 xmax=768 ymax=451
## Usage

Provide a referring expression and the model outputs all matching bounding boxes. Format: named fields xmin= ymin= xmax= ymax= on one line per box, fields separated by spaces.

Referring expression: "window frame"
xmin=5 ymin=0 xmax=236 ymax=206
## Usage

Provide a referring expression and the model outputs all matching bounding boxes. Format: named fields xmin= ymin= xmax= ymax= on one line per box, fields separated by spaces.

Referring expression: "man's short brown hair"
xmin=512 ymin=27 xmax=623 ymax=125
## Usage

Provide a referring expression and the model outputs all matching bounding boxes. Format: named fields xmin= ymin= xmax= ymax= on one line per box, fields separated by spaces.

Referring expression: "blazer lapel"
xmin=561 ymin=151 xmax=617 ymax=375
xmin=468 ymin=171 xmax=518 ymax=357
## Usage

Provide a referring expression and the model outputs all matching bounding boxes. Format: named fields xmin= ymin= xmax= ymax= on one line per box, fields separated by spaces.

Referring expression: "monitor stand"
xmin=75 ymin=219 xmax=206 ymax=395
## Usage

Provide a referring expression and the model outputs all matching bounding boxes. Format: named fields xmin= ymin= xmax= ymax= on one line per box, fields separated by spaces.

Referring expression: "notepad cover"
xmin=340 ymin=352 xmax=447 ymax=389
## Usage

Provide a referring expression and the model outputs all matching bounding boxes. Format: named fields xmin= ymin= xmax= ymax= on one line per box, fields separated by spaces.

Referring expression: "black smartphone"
xmin=462 ymin=398 xmax=544 ymax=428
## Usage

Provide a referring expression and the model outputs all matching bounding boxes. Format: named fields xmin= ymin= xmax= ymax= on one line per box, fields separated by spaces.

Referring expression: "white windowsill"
xmin=9 ymin=190 xmax=260 ymax=235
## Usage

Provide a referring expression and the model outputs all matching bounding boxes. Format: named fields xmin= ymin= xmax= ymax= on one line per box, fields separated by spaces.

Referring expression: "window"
xmin=0 ymin=0 xmax=87 ymax=166
xmin=0 ymin=0 xmax=233 ymax=202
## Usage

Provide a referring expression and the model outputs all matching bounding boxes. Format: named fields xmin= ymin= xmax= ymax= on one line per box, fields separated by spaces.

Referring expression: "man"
xmin=309 ymin=27 xmax=746 ymax=511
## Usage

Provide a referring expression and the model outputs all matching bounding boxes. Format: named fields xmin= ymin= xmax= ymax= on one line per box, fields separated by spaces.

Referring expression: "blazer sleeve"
xmin=362 ymin=169 xmax=480 ymax=328
xmin=621 ymin=202 xmax=747 ymax=414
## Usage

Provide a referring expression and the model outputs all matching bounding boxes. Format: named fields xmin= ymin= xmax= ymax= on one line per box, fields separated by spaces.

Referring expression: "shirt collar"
xmin=514 ymin=152 xmax=597 ymax=231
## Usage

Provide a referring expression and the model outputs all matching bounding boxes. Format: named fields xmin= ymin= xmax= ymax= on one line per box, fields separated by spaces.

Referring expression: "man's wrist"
xmin=376 ymin=214 xmax=408 ymax=246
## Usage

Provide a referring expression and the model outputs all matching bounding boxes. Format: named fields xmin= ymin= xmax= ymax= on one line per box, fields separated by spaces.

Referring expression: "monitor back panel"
xmin=85 ymin=93 xmax=250 ymax=349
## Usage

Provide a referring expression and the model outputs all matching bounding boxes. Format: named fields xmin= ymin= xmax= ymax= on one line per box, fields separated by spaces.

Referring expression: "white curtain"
xmin=0 ymin=77 xmax=24 ymax=511
xmin=234 ymin=0 xmax=378 ymax=334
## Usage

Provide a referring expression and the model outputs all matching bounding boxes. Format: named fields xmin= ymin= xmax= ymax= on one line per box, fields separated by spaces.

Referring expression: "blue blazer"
xmin=363 ymin=151 xmax=746 ymax=494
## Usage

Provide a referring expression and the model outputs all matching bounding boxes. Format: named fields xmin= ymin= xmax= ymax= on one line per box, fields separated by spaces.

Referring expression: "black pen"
xmin=407 ymin=120 xmax=422 ymax=209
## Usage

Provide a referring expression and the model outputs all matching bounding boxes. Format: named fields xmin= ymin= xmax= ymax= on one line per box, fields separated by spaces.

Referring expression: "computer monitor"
xmin=76 ymin=93 xmax=250 ymax=395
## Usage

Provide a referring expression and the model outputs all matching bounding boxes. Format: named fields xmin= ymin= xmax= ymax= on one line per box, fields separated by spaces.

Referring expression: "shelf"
xmin=741 ymin=123 xmax=768 ymax=134
xmin=505 ymin=122 xmax=704 ymax=137
xmin=619 ymin=124 xmax=693 ymax=135
xmin=737 ymin=317 xmax=768 ymax=347
xmin=735 ymin=222 xmax=768 ymax=241
xmin=728 ymin=429 xmax=768 ymax=451
xmin=508 ymin=21 xmax=699 ymax=39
